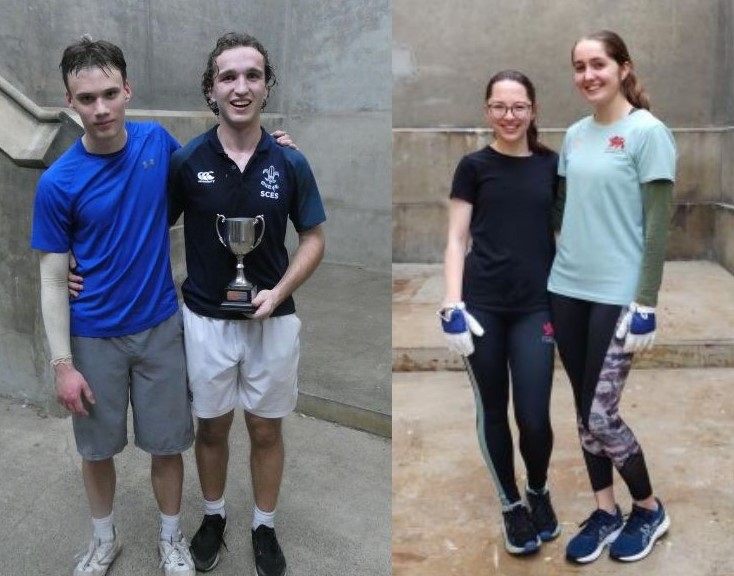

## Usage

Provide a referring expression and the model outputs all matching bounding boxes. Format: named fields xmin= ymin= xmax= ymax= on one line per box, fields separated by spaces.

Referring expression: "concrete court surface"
xmin=296 ymin=261 xmax=392 ymax=437
xmin=393 ymin=368 xmax=734 ymax=576
xmin=0 ymin=395 xmax=391 ymax=576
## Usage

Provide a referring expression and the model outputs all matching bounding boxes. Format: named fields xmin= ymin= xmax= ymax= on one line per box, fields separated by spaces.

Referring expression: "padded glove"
xmin=438 ymin=302 xmax=484 ymax=356
xmin=615 ymin=302 xmax=657 ymax=353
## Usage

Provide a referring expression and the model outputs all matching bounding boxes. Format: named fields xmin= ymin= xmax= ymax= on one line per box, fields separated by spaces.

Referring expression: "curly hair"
xmin=201 ymin=32 xmax=277 ymax=115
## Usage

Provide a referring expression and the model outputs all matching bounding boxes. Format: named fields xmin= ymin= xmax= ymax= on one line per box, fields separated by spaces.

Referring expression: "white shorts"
xmin=182 ymin=305 xmax=301 ymax=419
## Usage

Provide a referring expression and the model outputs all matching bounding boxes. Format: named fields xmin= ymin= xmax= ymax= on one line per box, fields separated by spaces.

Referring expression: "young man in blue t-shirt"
xmin=31 ymin=37 xmax=196 ymax=576
xmin=167 ymin=33 xmax=326 ymax=576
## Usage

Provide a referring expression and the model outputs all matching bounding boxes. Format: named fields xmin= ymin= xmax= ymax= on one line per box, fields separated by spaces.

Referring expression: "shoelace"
xmin=578 ymin=509 xmax=616 ymax=537
xmin=254 ymin=529 xmax=280 ymax=556
xmin=505 ymin=507 xmax=536 ymax=543
xmin=199 ymin=519 xmax=229 ymax=552
xmin=74 ymin=538 xmax=114 ymax=568
xmin=74 ymin=542 xmax=95 ymax=568
xmin=620 ymin=506 xmax=653 ymax=535
xmin=159 ymin=540 xmax=189 ymax=569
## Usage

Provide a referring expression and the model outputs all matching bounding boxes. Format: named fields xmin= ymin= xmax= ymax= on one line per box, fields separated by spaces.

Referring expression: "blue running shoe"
xmin=501 ymin=504 xmax=541 ymax=555
xmin=609 ymin=498 xmax=670 ymax=562
xmin=565 ymin=506 xmax=623 ymax=564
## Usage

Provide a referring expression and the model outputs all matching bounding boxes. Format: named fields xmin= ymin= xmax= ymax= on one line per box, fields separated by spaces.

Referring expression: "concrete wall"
xmin=394 ymin=0 xmax=732 ymax=128
xmin=0 ymin=0 xmax=391 ymax=408
xmin=0 ymin=153 xmax=53 ymax=410
xmin=393 ymin=0 xmax=734 ymax=269
xmin=1 ymin=0 xmax=392 ymax=269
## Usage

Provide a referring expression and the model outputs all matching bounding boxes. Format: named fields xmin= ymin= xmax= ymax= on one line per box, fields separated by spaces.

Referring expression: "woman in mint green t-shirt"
xmin=549 ymin=30 xmax=675 ymax=565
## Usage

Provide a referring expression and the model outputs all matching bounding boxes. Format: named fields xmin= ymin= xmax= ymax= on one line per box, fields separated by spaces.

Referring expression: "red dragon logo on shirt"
xmin=608 ymin=135 xmax=625 ymax=150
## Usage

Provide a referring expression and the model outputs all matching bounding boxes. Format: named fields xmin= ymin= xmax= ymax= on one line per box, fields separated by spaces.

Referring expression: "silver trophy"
xmin=215 ymin=214 xmax=265 ymax=312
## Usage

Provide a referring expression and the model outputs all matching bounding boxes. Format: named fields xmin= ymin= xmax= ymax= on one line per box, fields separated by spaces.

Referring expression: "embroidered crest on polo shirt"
xmin=197 ymin=171 xmax=215 ymax=184
xmin=261 ymin=165 xmax=280 ymax=199
xmin=142 ymin=158 xmax=156 ymax=169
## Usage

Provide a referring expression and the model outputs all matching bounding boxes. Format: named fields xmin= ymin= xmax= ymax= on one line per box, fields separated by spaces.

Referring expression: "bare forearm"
xmin=444 ymin=199 xmax=472 ymax=304
xmin=444 ymin=239 xmax=466 ymax=304
xmin=270 ymin=225 xmax=325 ymax=307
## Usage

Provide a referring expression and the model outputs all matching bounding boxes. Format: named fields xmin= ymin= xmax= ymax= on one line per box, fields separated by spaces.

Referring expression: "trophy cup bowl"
xmin=216 ymin=214 xmax=265 ymax=313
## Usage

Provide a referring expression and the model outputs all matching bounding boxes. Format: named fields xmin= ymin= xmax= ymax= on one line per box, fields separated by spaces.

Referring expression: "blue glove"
xmin=615 ymin=302 xmax=657 ymax=353
xmin=438 ymin=302 xmax=485 ymax=356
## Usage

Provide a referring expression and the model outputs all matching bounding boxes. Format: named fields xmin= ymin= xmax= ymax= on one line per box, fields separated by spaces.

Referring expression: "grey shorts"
xmin=70 ymin=310 xmax=194 ymax=460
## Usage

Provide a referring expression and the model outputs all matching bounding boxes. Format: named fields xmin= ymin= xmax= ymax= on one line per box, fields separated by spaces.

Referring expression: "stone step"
xmin=392 ymin=260 xmax=734 ymax=370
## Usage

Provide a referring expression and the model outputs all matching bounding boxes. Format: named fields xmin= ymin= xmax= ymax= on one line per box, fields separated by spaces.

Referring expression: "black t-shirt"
xmin=450 ymin=146 xmax=558 ymax=312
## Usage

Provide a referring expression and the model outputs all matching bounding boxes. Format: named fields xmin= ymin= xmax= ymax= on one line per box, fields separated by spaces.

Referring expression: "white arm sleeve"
xmin=39 ymin=251 xmax=72 ymax=364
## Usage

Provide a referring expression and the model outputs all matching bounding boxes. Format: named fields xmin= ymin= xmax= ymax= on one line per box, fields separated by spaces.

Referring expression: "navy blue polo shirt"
xmin=168 ymin=126 xmax=326 ymax=319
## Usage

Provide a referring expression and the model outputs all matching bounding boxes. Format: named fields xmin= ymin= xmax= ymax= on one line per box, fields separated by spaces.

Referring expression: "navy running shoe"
xmin=565 ymin=506 xmax=623 ymax=563
xmin=609 ymin=498 xmax=670 ymax=562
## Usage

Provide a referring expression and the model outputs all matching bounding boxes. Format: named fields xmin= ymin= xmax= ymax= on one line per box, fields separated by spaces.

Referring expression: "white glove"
xmin=438 ymin=302 xmax=485 ymax=356
xmin=615 ymin=302 xmax=657 ymax=353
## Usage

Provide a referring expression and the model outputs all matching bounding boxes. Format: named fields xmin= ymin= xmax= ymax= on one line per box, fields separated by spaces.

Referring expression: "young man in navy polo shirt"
xmin=168 ymin=32 xmax=326 ymax=576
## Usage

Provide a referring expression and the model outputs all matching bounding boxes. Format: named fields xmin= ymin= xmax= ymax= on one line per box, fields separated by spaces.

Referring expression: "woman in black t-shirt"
xmin=439 ymin=69 xmax=559 ymax=556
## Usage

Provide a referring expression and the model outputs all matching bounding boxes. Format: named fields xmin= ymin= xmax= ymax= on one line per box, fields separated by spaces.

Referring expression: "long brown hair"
xmin=485 ymin=70 xmax=553 ymax=155
xmin=574 ymin=30 xmax=650 ymax=110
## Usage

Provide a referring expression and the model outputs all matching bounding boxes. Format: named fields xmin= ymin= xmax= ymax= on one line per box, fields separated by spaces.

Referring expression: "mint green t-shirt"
xmin=548 ymin=110 xmax=676 ymax=305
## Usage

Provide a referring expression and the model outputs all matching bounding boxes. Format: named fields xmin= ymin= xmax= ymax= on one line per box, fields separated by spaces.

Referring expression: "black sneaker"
xmin=526 ymin=488 xmax=561 ymax=542
xmin=501 ymin=504 xmax=541 ymax=555
xmin=252 ymin=525 xmax=287 ymax=576
xmin=190 ymin=514 xmax=227 ymax=572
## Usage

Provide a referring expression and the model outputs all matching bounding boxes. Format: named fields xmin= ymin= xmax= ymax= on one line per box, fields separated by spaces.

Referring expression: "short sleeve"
xmin=30 ymin=176 xmax=72 ymax=253
xmin=634 ymin=121 xmax=677 ymax=184
xmin=450 ymin=155 xmax=477 ymax=204
xmin=286 ymin=150 xmax=326 ymax=232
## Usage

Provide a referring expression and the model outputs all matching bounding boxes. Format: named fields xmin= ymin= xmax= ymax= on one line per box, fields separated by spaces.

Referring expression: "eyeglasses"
xmin=486 ymin=102 xmax=533 ymax=119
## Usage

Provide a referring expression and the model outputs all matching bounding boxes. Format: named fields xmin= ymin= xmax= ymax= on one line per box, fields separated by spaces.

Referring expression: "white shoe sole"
xmin=568 ymin=525 xmax=623 ymax=564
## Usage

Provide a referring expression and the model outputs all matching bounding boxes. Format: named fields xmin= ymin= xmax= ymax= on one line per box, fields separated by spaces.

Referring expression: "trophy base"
xmin=219 ymin=300 xmax=257 ymax=313
xmin=219 ymin=286 xmax=257 ymax=314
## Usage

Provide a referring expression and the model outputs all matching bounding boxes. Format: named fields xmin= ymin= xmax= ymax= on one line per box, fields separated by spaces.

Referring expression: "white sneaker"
xmin=158 ymin=535 xmax=196 ymax=576
xmin=73 ymin=533 xmax=122 ymax=576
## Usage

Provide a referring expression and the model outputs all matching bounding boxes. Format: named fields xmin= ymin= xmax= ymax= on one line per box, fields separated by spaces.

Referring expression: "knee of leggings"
xmin=586 ymin=414 xmax=616 ymax=443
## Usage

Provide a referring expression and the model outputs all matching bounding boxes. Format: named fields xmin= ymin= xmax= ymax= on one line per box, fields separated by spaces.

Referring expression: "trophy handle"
xmin=215 ymin=214 xmax=227 ymax=247
xmin=251 ymin=214 xmax=266 ymax=250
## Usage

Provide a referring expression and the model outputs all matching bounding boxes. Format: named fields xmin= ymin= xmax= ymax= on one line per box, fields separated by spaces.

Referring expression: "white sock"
xmin=92 ymin=512 xmax=115 ymax=543
xmin=204 ymin=496 xmax=226 ymax=519
xmin=160 ymin=512 xmax=181 ymax=542
xmin=253 ymin=505 xmax=275 ymax=530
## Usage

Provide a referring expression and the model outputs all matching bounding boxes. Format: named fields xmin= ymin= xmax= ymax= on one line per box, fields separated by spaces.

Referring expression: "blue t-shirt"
xmin=168 ymin=126 xmax=326 ymax=319
xmin=548 ymin=110 xmax=676 ymax=305
xmin=31 ymin=122 xmax=181 ymax=337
